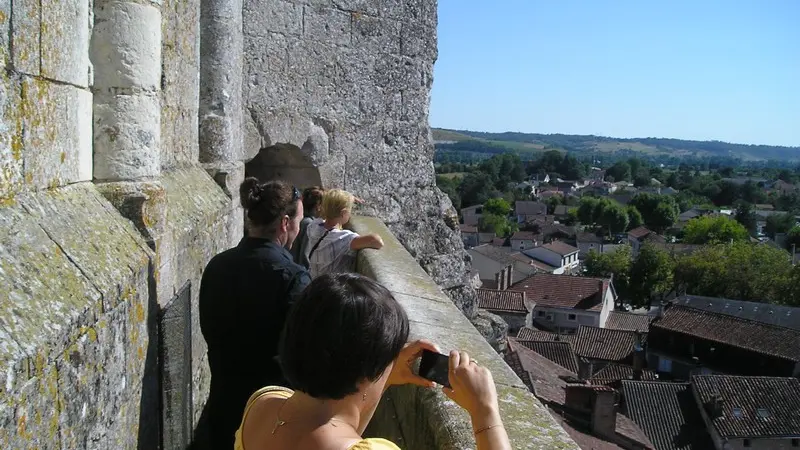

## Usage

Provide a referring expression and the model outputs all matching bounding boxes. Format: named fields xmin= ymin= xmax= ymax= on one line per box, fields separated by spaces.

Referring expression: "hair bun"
xmin=240 ymin=177 xmax=262 ymax=209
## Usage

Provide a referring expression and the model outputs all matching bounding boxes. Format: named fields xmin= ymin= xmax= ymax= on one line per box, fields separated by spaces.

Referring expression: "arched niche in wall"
xmin=245 ymin=143 xmax=322 ymax=188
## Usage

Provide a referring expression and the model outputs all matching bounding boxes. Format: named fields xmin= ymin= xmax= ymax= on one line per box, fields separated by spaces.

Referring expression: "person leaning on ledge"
xmin=306 ymin=189 xmax=384 ymax=278
xmin=199 ymin=178 xmax=312 ymax=450
xmin=234 ymin=273 xmax=512 ymax=450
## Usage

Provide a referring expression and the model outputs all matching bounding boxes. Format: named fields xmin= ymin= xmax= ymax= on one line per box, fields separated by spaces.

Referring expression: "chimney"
xmin=591 ymin=389 xmax=618 ymax=441
xmin=632 ymin=331 xmax=644 ymax=379
xmin=506 ymin=265 xmax=513 ymax=287
xmin=578 ymin=359 xmax=594 ymax=381
xmin=494 ymin=271 xmax=501 ymax=290
xmin=499 ymin=268 xmax=507 ymax=291
xmin=706 ymin=393 xmax=724 ymax=419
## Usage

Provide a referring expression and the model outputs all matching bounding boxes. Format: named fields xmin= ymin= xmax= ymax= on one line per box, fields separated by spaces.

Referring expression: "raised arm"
xmin=350 ymin=233 xmax=384 ymax=251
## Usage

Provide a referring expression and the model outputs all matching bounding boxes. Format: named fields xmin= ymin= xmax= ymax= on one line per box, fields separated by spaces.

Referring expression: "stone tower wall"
xmin=0 ymin=0 xmax=507 ymax=448
xmin=241 ymin=0 xmax=488 ymax=324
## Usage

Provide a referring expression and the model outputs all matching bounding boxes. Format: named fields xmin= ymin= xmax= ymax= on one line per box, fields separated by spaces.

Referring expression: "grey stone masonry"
xmin=352 ymin=216 xmax=579 ymax=449
xmin=242 ymin=0 xmax=492 ymax=343
xmin=91 ymin=0 xmax=162 ymax=181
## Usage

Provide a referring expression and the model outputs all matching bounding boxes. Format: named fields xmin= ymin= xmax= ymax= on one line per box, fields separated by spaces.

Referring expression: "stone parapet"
xmin=351 ymin=216 xmax=579 ymax=450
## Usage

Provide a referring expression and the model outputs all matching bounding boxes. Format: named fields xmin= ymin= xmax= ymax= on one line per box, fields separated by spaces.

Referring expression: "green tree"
xmin=597 ymin=202 xmax=629 ymax=234
xmin=545 ymin=195 xmax=563 ymax=214
xmin=459 ymin=172 xmax=492 ymax=207
xmin=650 ymin=201 xmax=678 ymax=232
xmin=577 ymin=197 xmax=600 ymax=224
xmin=626 ymin=206 xmax=643 ymax=230
xmin=787 ymin=226 xmax=800 ymax=252
xmin=674 ymin=242 xmax=793 ymax=303
xmin=765 ymin=213 xmax=797 ymax=239
xmin=484 ymin=198 xmax=512 ymax=217
xmin=683 ymin=215 xmax=750 ymax=244
xmin=606 ymin=161 xmax=632 ymax=182
xmin=437 ymin=175 xmax=461 ymax=211
xmin=479 ymin=213 xmax=515 ymax=237
xmin=734 ymin=201 xmax=758 ymax=236
xmin=584 ymin=245 xmax=632 ymax=302
xmin=629 ymin=244 xmax=675 ymax=307
xmin=630 ymin=193 xmax=678 ymax=231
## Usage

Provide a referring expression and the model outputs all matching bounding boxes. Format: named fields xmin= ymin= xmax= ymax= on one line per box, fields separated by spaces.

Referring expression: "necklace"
xmin=271 ymin=399 xmax=356 ymax=435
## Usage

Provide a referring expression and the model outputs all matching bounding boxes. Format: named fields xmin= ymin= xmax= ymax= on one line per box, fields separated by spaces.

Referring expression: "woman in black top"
xmin=198 ymin=178 xmax=311 ymax=450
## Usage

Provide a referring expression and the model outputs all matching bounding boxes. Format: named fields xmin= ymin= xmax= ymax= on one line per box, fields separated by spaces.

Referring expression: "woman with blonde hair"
xmin=305 ymin=189 xmax=384 ymax=278
xmin=234 ymin=273 xmax=512 ymax=450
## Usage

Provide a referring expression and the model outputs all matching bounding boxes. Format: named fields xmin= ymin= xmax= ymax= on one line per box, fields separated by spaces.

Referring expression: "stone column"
xmin=200 ymin=0 xmax=245 ymax=243
xmin=91 ymin=0 xmax=162 ymax=181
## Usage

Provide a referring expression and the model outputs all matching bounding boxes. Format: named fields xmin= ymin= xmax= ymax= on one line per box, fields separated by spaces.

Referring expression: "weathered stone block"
xmin=401 ymin=88 xmax=430 ymax=122
xmin=352 ymin=14 xmax=401 ymax=55
xmin=8 ymin=363 xmax=62 ymax=450
xmin=246 ymin=33 xmax=289 ymax=75
xmin=57 ymin=304 xmax=135 ymax=449
xmin=162 ymin=0 xmax=201 ymax=167
xmin=401 ymin=20 xmax=436 ymax=59
xmin=41 ymin=0 xmax=91 ymax=87
xmin=94 ymin=92 xmax=161 ymax=181
xmin=0 ymin=72 xmax=22 ymax=201
xmin=20 ymin=78 xmax=92 ymax=189
xmin=11 ymin=0 xmax=40 ymax=76
xmin=91 ymin=1 xmax=162 ymax=90
xmin=303 ymin=5 xmax=352 ymax=46
xmin=243 ymin=0 xmax=302 ymax=37
xmin=0 ymin=204 xmax=101 ymax=361
xmin=17 ymin=185 xmax=152 ymax=310
xmin=0 ymin=0 xmax=10 ymax=68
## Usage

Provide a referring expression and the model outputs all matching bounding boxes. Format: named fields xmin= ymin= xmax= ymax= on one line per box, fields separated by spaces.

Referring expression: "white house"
xmin=510 ymin=273 xmax=617 ymax=334
xmin=576 ymin=232 xmax=603 ymax=258
xmin=522 ymin=241 xmax=580 ymax=274
xmin=510 ymin=231 xmax=540 ymax=251
xmin=515 ymin=201 xmax=548 ymax=223
xmin=461 ymin=204 xmax=483 ymax=226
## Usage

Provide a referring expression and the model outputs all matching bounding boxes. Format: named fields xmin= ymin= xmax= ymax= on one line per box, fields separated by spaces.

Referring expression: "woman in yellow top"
xmin=234 ymin=273 xmax=512 ymax=450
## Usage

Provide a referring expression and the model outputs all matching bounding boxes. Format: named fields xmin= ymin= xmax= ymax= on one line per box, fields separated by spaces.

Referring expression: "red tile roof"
xmin=542 ymin=240 xmax=579 ymax=256
xmin=476 ymin=289 xmax=527 ymax=314
xmin=574 ymin=326 xmax=645 ymax=363
xmin=692 ymin=375 xmax=800 ymax=439
xmin=627 ymin=226 xmax=653 ymax=239
xmin=507 ymin=339 xmax=654 ymax=450
xmin=605 ymin=311 xmax=653 ymax=332
xmin=502 ymin=348 xmax=534 ymax=391
xmin=510 ymin=274 xmax=611 ymax=310
xmin=511 ymin=231 xmax=539 ymax=241
xmin=652 ymin=305 xmax=800 ymax=362
xmin=516 ymin=327 xmax=577 ymax=344
xmin=590 ymin=363 xmax=657 ymax=386
xmin=622 ymin=381 xmax=714 ymax=450
xmin=517 ymin=340 xmax=579 ymax=373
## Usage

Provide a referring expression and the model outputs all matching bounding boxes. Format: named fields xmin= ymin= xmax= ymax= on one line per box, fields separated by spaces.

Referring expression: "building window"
xmin=756 ymin=408 xmax=770 ymax=419
xmin=658 ymin=357 xmax=672 ymax=372
xmin=546 ymin=314 xmax=554 ymax=322
xmin=568 ymin=314 xmax=577 ymax=321
xmin=732 ymin=407 xmax=743 ymax=418
xmin=537 ymin=310 xmax=545 ymax=317
xmin=743 ymin=439 xmax=751 ymax=447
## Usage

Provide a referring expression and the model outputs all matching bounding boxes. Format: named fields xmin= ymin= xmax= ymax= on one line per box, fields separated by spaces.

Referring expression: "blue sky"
xmin=430 ymin=0 xmax=800 ymax=147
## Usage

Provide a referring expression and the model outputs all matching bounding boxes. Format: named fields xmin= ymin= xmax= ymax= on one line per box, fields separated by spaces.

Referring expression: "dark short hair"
xmin=279 ymin=273 xmax=409 ymax=399
xmin=239 ymin=178 xmax=300 ymax=230
xmin=302 ymin=186 xmax=324 ymax=215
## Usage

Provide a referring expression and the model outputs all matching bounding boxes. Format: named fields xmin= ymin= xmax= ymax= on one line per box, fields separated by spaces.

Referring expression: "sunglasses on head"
xmin=292 ymin=186 xmax=301 ymax=202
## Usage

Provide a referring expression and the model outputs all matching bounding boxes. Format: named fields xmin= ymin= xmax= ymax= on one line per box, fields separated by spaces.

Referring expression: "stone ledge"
xmin=0 ymin=183 xmax=153 ymax=449
xmin=350 ymin=216 xmax=579 ymax=449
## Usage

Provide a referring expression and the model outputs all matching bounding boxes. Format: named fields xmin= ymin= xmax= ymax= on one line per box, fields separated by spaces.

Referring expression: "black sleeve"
xmin=286 ymin=269 xmax=312 ymax=309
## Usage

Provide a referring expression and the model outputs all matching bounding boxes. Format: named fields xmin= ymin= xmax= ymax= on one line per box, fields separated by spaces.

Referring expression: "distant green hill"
xmin=432 ymin=128 xmax=800 ymax=162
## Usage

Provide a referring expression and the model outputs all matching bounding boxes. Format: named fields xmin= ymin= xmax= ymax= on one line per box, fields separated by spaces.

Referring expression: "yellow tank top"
xmin=234 ymin=386 xmax=401 ymax=450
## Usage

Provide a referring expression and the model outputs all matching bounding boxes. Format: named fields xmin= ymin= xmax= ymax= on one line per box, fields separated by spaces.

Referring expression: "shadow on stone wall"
xmin=245 ymin=143 xmax=322 ymax=188
xmin=137 ymin=260 xmax=162 ymax=449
